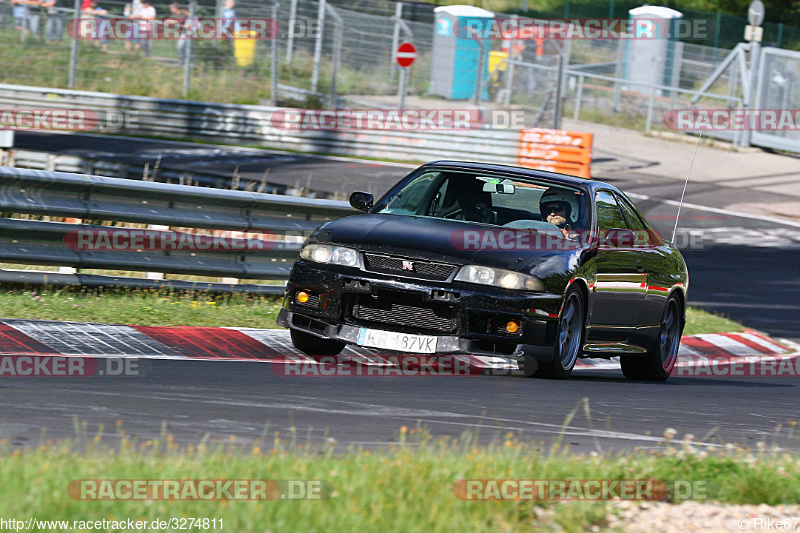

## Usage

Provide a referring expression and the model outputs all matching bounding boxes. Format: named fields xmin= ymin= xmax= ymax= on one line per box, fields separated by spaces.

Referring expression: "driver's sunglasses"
xmin=542 ymin=202 xmax=568 ymax=214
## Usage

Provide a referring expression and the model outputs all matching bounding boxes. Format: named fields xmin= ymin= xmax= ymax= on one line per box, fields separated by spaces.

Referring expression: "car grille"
xmin=363 ymin=254 xmax=456 ymax=281
xmin=351 ymin=291 xmax=457 ymax=333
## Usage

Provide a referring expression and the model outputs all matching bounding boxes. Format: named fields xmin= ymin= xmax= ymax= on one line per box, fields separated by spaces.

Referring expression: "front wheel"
xmin=532 ymin=287 xmax=585 ymax=379
xmin=290 ymin=328 xmax=346 ymax=356
xmin=621 ymin=295 xmax=683 ymax=381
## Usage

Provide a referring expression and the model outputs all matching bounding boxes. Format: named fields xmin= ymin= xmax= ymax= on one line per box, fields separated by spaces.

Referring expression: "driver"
xmin=540 ymin=189 xmax=579 ymax=239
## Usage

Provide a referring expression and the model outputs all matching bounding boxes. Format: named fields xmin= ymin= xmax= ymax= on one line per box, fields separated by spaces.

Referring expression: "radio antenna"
xmin=672 ymin=130 xmax=703 ymax=243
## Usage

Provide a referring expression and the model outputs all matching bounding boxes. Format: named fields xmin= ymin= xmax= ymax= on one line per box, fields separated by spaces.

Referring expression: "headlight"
xmin=300 ymin=244 xmax=359 ymax=267
xmin=455 ymin=265 xmax=543 ymax=291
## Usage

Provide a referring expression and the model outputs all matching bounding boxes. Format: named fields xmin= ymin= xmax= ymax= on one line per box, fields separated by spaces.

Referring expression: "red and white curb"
xmin=0 ymin=319 xmax=796 ymax=375
xmin=575 ymin=330 xmax=800 ymax=371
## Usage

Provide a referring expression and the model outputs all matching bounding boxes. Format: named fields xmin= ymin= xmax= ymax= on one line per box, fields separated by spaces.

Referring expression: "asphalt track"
xmin=2 ymin=132 xmax=799 ymax=452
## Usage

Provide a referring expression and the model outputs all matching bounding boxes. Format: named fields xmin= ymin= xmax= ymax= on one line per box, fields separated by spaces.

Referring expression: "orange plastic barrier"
xmin=517 ymin=128 xmax=593 ymax=179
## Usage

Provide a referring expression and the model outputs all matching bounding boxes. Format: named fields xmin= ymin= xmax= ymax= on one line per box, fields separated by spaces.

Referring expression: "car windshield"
xmin=374 ymin=170 xmax=590 ymax=233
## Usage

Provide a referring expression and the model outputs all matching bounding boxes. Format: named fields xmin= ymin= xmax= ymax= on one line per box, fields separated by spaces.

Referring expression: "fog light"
xmin=505 ymin=321 xmax=519 ymax=334
xmin=296 ymin=291 xmax=310 ymax=304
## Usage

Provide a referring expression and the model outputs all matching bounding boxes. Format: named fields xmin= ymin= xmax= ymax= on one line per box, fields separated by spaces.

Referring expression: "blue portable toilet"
xmin=429 ymin=5 xmax=494 ymax=101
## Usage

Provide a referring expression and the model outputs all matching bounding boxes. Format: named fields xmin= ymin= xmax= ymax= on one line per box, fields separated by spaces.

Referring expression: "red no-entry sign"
xmin=396 ymin=42 xmax=417 ymax=68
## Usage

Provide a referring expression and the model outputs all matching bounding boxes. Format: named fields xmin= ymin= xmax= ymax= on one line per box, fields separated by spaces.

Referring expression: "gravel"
xmin=605 ymin=501 xmax=800 ymax=532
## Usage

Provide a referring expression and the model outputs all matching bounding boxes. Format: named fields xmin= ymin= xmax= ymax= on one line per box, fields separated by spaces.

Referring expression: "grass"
xmin=0 ymin=287 xmax=745 ymax=336
xmin=0 ymin=287 xmax=284 ymax=328
xmin=684 ymin=307 xmax=743 ymax=335
xmin=1 ymin=418 xmax=799 ymax=532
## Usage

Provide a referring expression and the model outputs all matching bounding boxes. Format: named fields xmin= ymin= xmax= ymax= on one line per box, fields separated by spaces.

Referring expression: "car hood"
xmin=312 ymin=213 xmax=584 ymax=274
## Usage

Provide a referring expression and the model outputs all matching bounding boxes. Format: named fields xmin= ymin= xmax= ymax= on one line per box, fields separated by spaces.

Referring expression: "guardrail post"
xmin=311 ymin=0 xmax=326 ymax=94
xmin=145 ymin=225 xmax=168 ymax=280
xmin=58 ymin=217 xmax=83 ymax=274
xmin=67 ymin=0 xmax=81 ymax=88
xmin=573 ymin=74 xmax=584 ymax=121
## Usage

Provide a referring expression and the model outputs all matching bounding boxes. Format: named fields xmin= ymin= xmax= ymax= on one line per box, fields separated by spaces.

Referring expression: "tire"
xmin=533 ymin=286 xmax=586 ymax=379
xmin=621 ymin=295 xmax=683 ymax=382
xmin=290 ymin=328 xmax=346 ymax=356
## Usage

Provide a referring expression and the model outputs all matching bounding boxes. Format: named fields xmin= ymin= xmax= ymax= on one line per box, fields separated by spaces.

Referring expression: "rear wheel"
xmin=533 ymin=287 xmax=585 ymax=379
xmin=290 ymin=328 xmax=346 ymax=356
xmin=621 ymin=296 xmax=683 ymax=381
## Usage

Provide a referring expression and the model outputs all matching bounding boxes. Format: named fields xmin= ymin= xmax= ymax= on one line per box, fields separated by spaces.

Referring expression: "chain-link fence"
xmin=0 ymin=0 xmax=436 ymax=106
xmin=0 ymin=0 xmax=794 ymax=151
xmin=507 ymin=0 xmax=800 ymax=51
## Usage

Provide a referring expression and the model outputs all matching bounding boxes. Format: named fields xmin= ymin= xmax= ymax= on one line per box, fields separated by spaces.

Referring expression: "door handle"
xmin=636 ymin=261 xmax=645 ymax=273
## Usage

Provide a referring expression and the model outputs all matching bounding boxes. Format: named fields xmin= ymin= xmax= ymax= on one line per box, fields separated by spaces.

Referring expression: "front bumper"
xmin=278 ymin=260 xmax=564 ymax=362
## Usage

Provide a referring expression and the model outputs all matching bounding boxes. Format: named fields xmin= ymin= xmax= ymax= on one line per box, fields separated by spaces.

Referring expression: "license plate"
xmin=357 ymin=328 xmax=438 ymax=353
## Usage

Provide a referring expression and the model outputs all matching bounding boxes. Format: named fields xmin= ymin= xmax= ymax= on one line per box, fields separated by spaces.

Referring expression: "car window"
xmin=595 ymin=190 xmax=627 ymax=231
xmin=616 ymin=196 xmax=644 ymax=231
xmin=381 ymin=172 xmax=440 ymax=215
xmin=375 ymin=170 xmax=589 ymax=231
xmin=616 ymin=194 xmax=660 ymax=246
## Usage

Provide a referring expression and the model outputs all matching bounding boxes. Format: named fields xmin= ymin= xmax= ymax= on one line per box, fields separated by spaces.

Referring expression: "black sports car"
xmin=277 ymin=161 xmax=688 ymax=380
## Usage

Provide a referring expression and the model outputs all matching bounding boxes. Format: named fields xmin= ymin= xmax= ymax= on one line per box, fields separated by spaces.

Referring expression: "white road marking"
xmin=739 ymin=333 xmax=789 ymax=354
xmin=627 ymin=192 xmax=800 ymax=229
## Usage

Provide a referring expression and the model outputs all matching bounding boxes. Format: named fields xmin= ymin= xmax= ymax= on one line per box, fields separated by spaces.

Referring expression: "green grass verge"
xmin=0 ymin=288 xmax=283 ymax=328
xmin=684 ymin=307 xmax=743 ymax=335
xmin=0 ymin=287 xmax=745 ymax=336
xmin=2 ymin=420 xmax=799 ymax=532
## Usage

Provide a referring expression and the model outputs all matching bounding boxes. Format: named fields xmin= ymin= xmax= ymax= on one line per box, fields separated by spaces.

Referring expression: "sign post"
xmin=396 ymin=42 xmax=416 ymax=110
xmin=743 ymin=0 xmax=765 ymax=147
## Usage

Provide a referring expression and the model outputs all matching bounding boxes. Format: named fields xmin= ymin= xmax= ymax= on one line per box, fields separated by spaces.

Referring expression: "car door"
xmin=614 ymin=192 xmax=672 ymax=330
xmin=589 ymin=190 xmax=647 ymax=341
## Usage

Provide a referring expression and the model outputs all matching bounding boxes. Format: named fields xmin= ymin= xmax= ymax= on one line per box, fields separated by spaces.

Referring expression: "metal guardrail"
xmin=0 ymin=166 xmax=356 ymax=292
xmin=1 ymin=149 xmax=296 ymax=194
xmin=0 ymin=84 xmax=522 ymax=165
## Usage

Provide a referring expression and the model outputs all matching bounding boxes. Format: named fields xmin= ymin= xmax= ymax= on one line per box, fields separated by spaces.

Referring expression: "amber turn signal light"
xmin=505 ymin=321 xmax=519 ymax=333
xmin=296 ymin=291 xmax=310 ymax=304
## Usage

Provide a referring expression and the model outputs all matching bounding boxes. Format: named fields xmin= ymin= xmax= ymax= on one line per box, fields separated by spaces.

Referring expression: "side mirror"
xmin=602 ymin=228 xmax=636 ymax=249
xmin=349 ymin=191 xmax=373 ymax=212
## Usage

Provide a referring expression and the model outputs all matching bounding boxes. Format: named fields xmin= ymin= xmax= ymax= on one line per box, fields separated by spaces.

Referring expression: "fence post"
xmin=741 ymin=41 xmax=760 ymax=147
xmin=390 ymin=2 xmax=403 ymax=82
xmin=613 ymin=38 xmax=625 ymax=113
xmin=398 ymin=65 xmax=408 ymax=110
xmin=776 ymin=23 xmax=783 ymax=49
xmin=645 ymin=85 xmax=655 ymax=134
xmin=728 ymin=56 xmax=738 ymax=108
xmin=714 ymin=11 xmax=721 ymax=49
xmin=271 ymin=2 xmax=280 ymax=105
xmin=504 ymin=58 xmax=514 ymax=106
xmin=311 ymin=0 xmax=326 ymax=94
xmin=669 ymin=40 xmax=683 ymax=110
xmin=552 ymin=51 xmax=564 ymax=129
xmin=573 ymin=74 xmax=584 ymax=121
xmin=329 ymin=21 xmax=342 ymax=107
xmin=67 ymin=0 xmax=81 ymax=88
xmin=474 ymin=38 xmax=486 ymax=106
xmin=182 ymin=0 xmax=195 ymax=98
xmin=286 ymin=0 xmax=297 ymax=62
